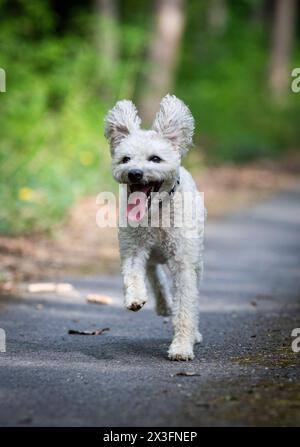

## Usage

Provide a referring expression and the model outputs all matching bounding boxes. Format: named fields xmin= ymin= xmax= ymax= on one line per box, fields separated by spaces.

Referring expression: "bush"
xmin=0 ymin=0 xmax=146 ymax=234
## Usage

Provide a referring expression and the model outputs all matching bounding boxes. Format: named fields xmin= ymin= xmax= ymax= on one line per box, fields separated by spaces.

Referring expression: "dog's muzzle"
xmin=128 ymin=169 xmax=144 ymax=183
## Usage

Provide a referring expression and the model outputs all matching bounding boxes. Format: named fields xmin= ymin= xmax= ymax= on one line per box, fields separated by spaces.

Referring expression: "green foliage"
xmin=178 ymin=0 xmax=300 ymax=163
xmin=0 ymin=0 xmax=299 ymax=234
xmin=0 ymin=0 xmax=146 ymax=234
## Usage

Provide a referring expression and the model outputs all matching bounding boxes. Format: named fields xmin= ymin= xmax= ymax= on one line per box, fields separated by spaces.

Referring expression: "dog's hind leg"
xmin=147 ymin=264 xmax=173 ymax=316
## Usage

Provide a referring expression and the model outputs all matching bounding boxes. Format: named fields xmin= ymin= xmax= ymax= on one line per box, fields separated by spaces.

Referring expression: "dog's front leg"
xmin=168 ymin=264 xmax=199 ymax=361
xmin=121 ymin=250 xmax=149 ymax=312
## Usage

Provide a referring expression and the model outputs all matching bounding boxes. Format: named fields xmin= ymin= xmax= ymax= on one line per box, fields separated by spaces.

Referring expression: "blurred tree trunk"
xmin=269 ymin=0 xmax=296 ymax=99
xmin=95 ymin=0 xmax=119 ymax=74
xmin=208 ymin=0 xmax=228 ymax=35
xmin=138 ymin=0 xmax=185 ymax=124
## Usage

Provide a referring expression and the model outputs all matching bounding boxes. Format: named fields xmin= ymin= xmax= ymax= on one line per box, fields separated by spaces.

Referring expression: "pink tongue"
xmin=127 ymin=187 xmax=150 ymax=222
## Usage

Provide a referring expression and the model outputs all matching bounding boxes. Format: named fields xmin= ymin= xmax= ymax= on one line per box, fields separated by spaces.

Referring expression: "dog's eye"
xmin=121 ymin=156 xmax=131 ymax=164
xmin=149 ymin=155 xmax=162 ymax=163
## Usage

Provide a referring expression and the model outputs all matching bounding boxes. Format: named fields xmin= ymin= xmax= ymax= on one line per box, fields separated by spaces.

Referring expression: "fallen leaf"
xmin=86 ymin=294 xmax=113 ymax=305
xmin=174 ymin=371 xmax=200 ymax=377
xmin=224 ymin=395 xmax=238 ymax=402
xmin=68 ymin=328 xmax=110 ymax=336
xmin=195 ymin=402 xmax=210 ymax=408
xmin=27 ymin=282 xmax=74 ymax=294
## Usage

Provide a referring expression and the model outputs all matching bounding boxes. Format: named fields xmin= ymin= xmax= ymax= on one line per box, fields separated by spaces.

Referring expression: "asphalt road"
xmin=0 ymin=186 xmax=300 ymax=427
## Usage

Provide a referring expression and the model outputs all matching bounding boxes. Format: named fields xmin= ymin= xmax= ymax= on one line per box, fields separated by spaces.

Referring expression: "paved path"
xmin=0 ymin=187 xmax=300 ymax=426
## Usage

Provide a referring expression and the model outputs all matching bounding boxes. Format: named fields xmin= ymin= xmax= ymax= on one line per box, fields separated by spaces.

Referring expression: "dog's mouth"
xmin=128 ymin=181 xmax=162 ymax=195
xmin=127 ymin=181 xmax=163 ymax=221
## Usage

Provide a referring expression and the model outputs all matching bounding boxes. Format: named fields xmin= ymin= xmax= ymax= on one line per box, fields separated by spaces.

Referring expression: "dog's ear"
xmin=152 ymin=94 xmax=194 ymax=156
xmin=104 ymin=100 xmax=141 ymax=153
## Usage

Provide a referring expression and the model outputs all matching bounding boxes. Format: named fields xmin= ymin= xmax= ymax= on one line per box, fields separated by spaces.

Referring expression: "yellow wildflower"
xmin=79 ymin=151 xmax=94 ymax=166
xmin=18 ymin=187 xmax=34 ymax=202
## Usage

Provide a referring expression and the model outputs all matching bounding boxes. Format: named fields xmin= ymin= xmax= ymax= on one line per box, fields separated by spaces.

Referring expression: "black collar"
xmin=157 ymin=176 xmax=180 ymax=207
xmin=168 ymin=176 xmax=180 ymax=196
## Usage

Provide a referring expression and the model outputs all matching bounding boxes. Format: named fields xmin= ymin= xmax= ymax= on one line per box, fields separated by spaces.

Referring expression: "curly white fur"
xmin=152 ymin=94 xmax=195 ymax=156
xmin=104 ymin=94 xmax=204 ymax=361
xmin=104 ymin=100 xmax=141 ymax=152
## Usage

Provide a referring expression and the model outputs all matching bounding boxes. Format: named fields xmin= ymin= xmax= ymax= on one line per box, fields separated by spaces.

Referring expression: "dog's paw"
xmin=156 ymin=302 xmax=171 ymax=317
xmin=194 ymin=330 xmax=203 ymax=344
xmin=125 ymin=300 xmax=146 ymax=312
xmin=168 ymin=342 xmax=195 ymax=361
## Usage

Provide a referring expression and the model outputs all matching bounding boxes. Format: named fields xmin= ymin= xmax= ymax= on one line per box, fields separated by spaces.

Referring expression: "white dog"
xmin=104 ymin=94 xmax=205 ymax=361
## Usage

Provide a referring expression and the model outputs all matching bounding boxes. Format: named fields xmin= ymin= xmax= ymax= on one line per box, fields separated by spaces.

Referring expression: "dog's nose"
xmin=128 ymin=169 xmax=143 ymax=182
